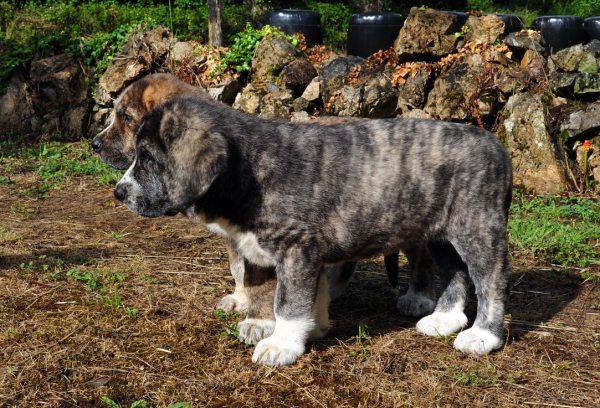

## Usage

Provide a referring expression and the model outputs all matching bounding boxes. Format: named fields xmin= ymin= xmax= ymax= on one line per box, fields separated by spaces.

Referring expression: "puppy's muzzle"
xmin=114 ymin=184 xmax=127 ymax=202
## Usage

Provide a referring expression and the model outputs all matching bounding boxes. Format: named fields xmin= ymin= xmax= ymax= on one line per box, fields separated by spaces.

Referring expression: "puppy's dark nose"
xmin=91 ymin=138 xmax=102 ymax=152
xmin=114 ymin=185 xmax=127 ymax=202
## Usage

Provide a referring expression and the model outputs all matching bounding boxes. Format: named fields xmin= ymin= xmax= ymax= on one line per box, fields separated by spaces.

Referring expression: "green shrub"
xmin=307 ymin=1 xmax=352 ymax=52
xmin=218 ymin=22 xmax=299 ymax=74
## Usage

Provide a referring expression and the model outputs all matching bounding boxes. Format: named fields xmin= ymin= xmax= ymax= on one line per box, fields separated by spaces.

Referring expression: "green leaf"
xmin=99 ymin=397 xmax=120 ymax=408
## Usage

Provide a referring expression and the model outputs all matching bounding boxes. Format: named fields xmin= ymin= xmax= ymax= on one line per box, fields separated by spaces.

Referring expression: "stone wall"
xmin=1 ymin=8 xmax=599 ymax=194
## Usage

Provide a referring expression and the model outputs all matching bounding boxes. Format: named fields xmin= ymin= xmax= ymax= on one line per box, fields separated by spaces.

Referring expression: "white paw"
xmin=215 ymin=293 xmax=250 ymax=313
xmin=396 ymin=293 xmax=436 ymax=317
xmin=238 ymin=318 xmax=275 ymax=345
xmin=454 ymin=327 xmax=503 ymax=355
xmin=251 ymin=317 xmax=312 ymax=366
xmin=252 ymin=335 xmax=305 ymax=367
xmin=416 ymin=310 xmax=468 ymax=337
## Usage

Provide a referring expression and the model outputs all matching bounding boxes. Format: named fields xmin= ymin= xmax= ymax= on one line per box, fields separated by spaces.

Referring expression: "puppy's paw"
xmin=238 ymin=318 xmax=275 ymax=345
xmin=454 ymin=327 xmax=502 ymax=355
xmin=308 ymin=324 xmax=328 ymax=340
xmin=252 ymin=336 xmax=305 ymax=367
xmin=396 ymin=292 xmax=436 ymax=318
xmin=416 ymin=310 xmax=468 ymax=336
xmin=216 ymin=293 xmax=250 ymax=313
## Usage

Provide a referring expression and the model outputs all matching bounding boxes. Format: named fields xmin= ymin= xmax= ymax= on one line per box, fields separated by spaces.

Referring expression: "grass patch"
xmin=0 ymin=139 xmax=123 ymax=197
xmin=509 ymin=192 xmax=600 ymax=268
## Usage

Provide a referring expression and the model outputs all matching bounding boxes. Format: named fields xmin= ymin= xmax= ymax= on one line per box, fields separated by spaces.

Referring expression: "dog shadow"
xmin=0 ymin=247 xmax=108 ymax=274
xmin=325 ymin=266 xmax=584 ymax=346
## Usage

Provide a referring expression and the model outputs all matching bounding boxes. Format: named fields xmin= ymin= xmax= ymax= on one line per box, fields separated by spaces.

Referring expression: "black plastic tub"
xmin=493 ymin=13 xmax=523 ymax=36
xmin=346 ymin=12 xmax=405 ymax=58
xmin=531 ymin=15 xmax=585 ymax=54
xmin=441 ymin=11 xmax=469 ymax=33
xmin=264 ymin=9 xmax=322 ymax=44
xmin=584 ymin=16 xmax=600 ymax=42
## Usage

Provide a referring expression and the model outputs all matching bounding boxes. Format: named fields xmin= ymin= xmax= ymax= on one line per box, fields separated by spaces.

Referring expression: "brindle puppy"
xmin=114 ymin=95 xmax=513 ymax=366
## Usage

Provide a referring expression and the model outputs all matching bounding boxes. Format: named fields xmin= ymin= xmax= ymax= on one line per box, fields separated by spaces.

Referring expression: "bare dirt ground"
xmin=1 ymin=176 xmax=600 ymax=407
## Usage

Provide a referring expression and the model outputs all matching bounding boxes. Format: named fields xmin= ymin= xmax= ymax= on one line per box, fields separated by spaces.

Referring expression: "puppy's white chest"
xmin=202 ymin=216 xmax=276 ymax=267
xmin=232 ymin=230 xmax=276 ymax=267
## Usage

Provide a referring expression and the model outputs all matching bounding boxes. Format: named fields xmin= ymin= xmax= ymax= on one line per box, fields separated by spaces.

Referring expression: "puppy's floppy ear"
xmin=167 ymin=126 xmax=228 ymax=206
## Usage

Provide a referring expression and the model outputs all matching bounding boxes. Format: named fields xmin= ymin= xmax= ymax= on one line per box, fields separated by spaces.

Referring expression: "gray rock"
xmin=1 ymin=53 xmax=92 ymax=140
xmin=398 ymin=68 xmax=433 ymax=111
xmin=0 ymin=73 xmax=33 ymax=135
xmin=550 ymin=71 xmax=600 ymax=98
xmin=232 ymin=84 xmax=265 ymax=114
xmin=301 ymin=79 xmax=320 ymax=101
xmin=208 ymin=77 xmax=241 ymax=105
xmin=62 ymin=105 xmax=90 ymax=141
xmin=280 ymin=58 xmax=317 ymax=90
xmin=559 ymin=102 xmax=600 ymax=140
xmin=394 ymin=7 xmax=460 ymax=62
xmin=292 ymin=97 xmax=311 ymax=113
xmin=318 ymin=55 xmax=364 ymax=102
xmin=504 ymin=31 xmax=546 ymax=56
xmin=258 ymin=103 xmax=290 ymax=120
xmin=29 ymin=54 xmax=73 ymax=83
xmin=465 ymin=14 xmax=505 ymax=45
xmin=361 ymin=73 xmax=400 ymax=118
xmin=172 ymin=41 xmax=207 ymax=71
xmin=251 ymin=35 xmax=302 ymax=83
xmin=502 ymin=93 xmax=571 ymax=194
xmin=290 ymin=111 xmax=311 ymax=123
xmin=550 ymin=40 xmax=600 ymax=74
xmin=330 ymin=70 xmax=400 ymax=118
xmin=425 ymin=53 xmax=497 ymax=121
xmin=332 ymin=84 xmax=362 ymax=117
xmin=258 ymin=89 xmax=294 ymax=119
xmin=400 ymin=108 xmax=432 ymax=119
xmin=550 ymin=43 xmax=586 ymax=72
xmin=266 ymin=82 xmax=280 ymax=93
xmin=98 ymin=26 xmax=173 ymax=105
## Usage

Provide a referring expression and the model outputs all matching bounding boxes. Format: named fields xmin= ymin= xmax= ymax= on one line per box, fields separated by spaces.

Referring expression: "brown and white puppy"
xmin=93 ymin=74 xmax=437 ymax=343
xmin=92 ymin=74 xmax=277 ymax=337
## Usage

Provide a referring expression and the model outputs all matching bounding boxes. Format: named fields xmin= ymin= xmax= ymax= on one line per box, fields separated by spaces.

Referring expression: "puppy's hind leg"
xmin=326 ymin=261 xmax=356 ymax=300
xmin=416 ymin=242 xmax=469 ymax=336
xmin=216 ymin=240 xmax=251 ymax=312
xmin=396 ymin=246 xmax=436 ymax=318
xmin=310 ymin=271 xmax=331 ymax=339
xmin=453 ymin=238 xmax=511 ymax=355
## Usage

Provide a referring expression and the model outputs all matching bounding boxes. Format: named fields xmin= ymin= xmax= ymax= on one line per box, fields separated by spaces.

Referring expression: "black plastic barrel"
xmin=493 ymin=13 xmax=523 ymax=36
xmin=531 ymin=15 xmax=585 ymax=54
xmin=346 ymin=12 xmax=405 ymax=58
xmin=584 ymin=16 xmax=600 ymax=42
xmin=264 ymin=9 xmax=322 ymax=44
xmin=441 ymin=11 xmax=469 ymax=34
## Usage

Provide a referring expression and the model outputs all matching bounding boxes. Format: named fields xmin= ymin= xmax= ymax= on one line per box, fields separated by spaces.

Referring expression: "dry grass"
xmin=1 ymin=174 xmax=600 ymax=407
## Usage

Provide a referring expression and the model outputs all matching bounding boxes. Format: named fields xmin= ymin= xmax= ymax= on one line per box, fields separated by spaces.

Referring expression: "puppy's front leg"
xmin=252 ymin=254 xmax=324 ymax=367
xmin=215 ymin=240 xmax=251 ymax=312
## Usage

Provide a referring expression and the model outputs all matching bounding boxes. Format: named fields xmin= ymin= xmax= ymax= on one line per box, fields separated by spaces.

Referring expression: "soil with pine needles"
xmin=1 ymin=168 xmax=599 ymax=407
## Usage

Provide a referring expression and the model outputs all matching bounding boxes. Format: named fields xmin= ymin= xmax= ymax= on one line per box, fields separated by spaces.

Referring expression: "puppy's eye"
xmin=123 ymin=113 xmax=133 ymax=125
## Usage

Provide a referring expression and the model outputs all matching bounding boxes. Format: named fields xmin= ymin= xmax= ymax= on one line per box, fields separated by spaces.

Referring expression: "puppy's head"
xmin=92 ymin=74 xmax=207 ymax=170
xmin=114 ymin=96 xmax=228 ymax=217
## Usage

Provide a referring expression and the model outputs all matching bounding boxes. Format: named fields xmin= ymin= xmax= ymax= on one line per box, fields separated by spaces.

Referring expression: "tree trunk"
xmin=208 ymin=0 xmax=223 ymax=48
